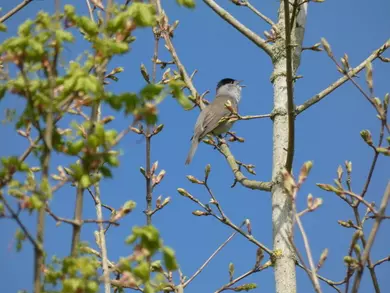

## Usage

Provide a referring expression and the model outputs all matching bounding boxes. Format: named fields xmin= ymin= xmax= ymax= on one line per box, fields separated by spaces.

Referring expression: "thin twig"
xmin=186 ymin=194 xmax=272 ymax=255
xmin=296 ymin=40 xmax=390 ymax=114
xmin=145 ymin=130 xmax=152 ymax=225
xmin=85 ymin=0 xmax=96 ymax=22
xmin=373 ymin=255 xmax=390 ymax=269
xmin=0 ymin=195 xmax=42 ymax=253
xmin=184 ymin=231 xmax=238 ymax=287
xmin=46 ymin=206 xmax=119 ymax=226
xmin=203 ymin=0 xmax=273 ymax=58
xmin=236 ymin=0 xmax=275 ymax=26
xmin=351 ymin=182 xmax=390 ymax=293
xmin=204 ymin=181 xmax=226 ymax=219
xmin=295 ymin=214 xmax=322 ymax=293
xmin=215 ymin=262 xmax=272 ymax=293
xmin=0 ymin=0 xmax=33 ymax=23
xmin=343 ymin=190 xmax=377 ymax=215
xmin=296 ymin=262 xmax=347 ymax=293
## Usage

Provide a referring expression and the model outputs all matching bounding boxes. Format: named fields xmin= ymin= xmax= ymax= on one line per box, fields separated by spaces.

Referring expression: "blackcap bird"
xmin=185 ymin=78 xmax=244 ymax=165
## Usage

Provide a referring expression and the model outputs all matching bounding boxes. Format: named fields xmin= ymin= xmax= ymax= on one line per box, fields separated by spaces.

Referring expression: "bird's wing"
xmin=193 ymin=95 xmax=237 ymax=140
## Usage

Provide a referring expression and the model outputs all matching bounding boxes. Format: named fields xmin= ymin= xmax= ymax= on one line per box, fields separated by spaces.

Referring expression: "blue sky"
xmin=0 ymin=0 xmax=389 ymax=292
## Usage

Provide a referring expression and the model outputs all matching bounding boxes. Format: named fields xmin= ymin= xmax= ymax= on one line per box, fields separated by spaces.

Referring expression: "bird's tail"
xmin=185 ymin=139 xmax=199 ymax=165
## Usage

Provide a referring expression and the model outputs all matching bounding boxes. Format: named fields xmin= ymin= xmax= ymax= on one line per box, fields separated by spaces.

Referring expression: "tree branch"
xmin=0 ymin=0 xmax=33 ymax=23
xmin=184 ymin=231 xmax=237 ymax=287
xmin=351 ymin=182 xmax=390 ymax=293
xmin=296 ymin=40 xmax=390 ymax=115
xmin=202 ymin=0 xmax=273 ymax=58
xmin=215 ymin=262 xmax=272 ymax=293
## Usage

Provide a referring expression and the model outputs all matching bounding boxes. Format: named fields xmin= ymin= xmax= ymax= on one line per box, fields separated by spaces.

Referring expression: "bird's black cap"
xmin=216 ymin=78 xmax=236 ymax=91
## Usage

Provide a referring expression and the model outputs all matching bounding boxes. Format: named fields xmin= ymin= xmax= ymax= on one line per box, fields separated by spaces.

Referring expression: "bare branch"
xmin=351 ymin=182 xmax=390 ymax=293
xmin=296 ymin=40 xmax=390 ymax=114
xmin=373 ymin=255 xmax=390 ymax=269
xmin=0 ymin=195 xmax=42 ymax=253
xmin=215 ymin=261 xmax=272 ymax=293
xmin=231 ymin=0 xmax=275 ymax=26
xmin=0 ymin=0 xmax=33 ymax=23
xmin=295 ymin=214 xmax=322 ymax=293
xmin=184 ymin=231 xmax=238 ymax=287
xmin=202 ymin=0 xmax=273 ymax=58
xmin=219 ymin=143 xmax=272 ymax=191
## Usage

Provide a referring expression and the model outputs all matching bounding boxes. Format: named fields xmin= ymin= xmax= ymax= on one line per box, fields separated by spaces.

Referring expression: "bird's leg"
xmin=216 ymin=135 xmax=227 ymax=146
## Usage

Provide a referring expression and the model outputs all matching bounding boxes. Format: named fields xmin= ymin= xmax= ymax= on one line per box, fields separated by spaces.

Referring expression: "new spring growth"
xmin=153 ymin=124 xmax=164 ymax=135
xmin=360 ymin=130 xmax=373 ymax=146
xmin=131 ymin=127 xmax=143 ymax=134
xmin=153 ymin=170 xmax=166 ymax=187
xmin=308 ymin=196 xmax=323 ymax=212
xmin=255 ymin=248 xmax=264 ymax=268
xmin=245 ymin=219 xmax=252 ymax=235
xmin=321 ymin=38 xmax=333 ymax=58
xmin=150 ymin=161 xmax=158 ymax=175
xmin=140 ymin=63 xmax=150 ymax=83
xmin=229 ymin=263 xmax=234 ymax=282
xmin=316 ymin=248 xmax=329 ymax=271
xmin=186 ymin=175 xmax=204 ymax=185
xmin=204 ymin=164 xmax=211 ymax=181
xmin=177 ymin=188 xmax=193 ymax=200
xmin=345 ymin=161 xmax=352 ymax=173
xmin=156 ymin=196 xmax=170 ymax=209
xmin=111 ymin=200 xmax=136 ymax=221
xmin=224 ymin=100 xmax=236 ymax=115
xmin=365 ymin=61 xmax=374 ymax=93
xmin=337 ymin=165 xmax=343 ymax=182
xmin=341 ymin=53 xmax=350 ymax=71
xmin=298 ymin=161 xmax=313 ymax=186
xmin=192 ymin=210 xmax=208 ymax=216
xmin=338 ymin=220 xmax=356 ymax=229
xmin=344 ymin=256 xmax=358 ymax=267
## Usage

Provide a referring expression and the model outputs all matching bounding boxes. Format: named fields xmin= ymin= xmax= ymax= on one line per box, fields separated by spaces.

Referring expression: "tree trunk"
xmin=271 ymin=2 xmax=307 ymax=293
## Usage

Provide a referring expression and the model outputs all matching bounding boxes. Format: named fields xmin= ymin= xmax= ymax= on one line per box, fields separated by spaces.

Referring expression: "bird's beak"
xmin=237 ymin=80 xmax=246 ymax=88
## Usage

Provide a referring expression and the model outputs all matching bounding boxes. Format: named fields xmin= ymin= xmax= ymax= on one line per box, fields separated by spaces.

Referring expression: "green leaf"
xmin=80 ymin=174 xmax=92 ymax=188
xmin=56 ymin=30 xmax=75 ymax=43
xmin=67 ymin=140 xmax=84 ymax=155
xmin=30 ymin=195 xmax=43 ymax=210
xmin=162 ymin=247 xmax=178 ymax=271
xmin=0 ymin=84 xmax=6 ymax=100
xmin=100 ymin=166 xmax=113 ymax=178
xmin=233 ymin=283 xmax=257 ymax=292
xmin=176 ymin=0 xmax=196 ymax=8
xmin=15 ymin=229 xmax=26 ymax=252
xmin=105 ymin=154 xmax=120 ymax=167
xmin=128 ymin=3 xmax=156 ymax=27
xmin=77 ymin=16 xmax=99 ymax=36
xmin=0 ymin=23 xmax=7 ymax=32
xmin=123 ymin=93 xmax=138 ymax=114
xmin=133 ymin=261 xmax=150 ymax=282
xmin=41 ymin=177 xmax=52 ymax=199
xmin=132 ymin=225 xmax=162 ymax=254
xmin=169 ymin=80 xmax=192 ymax=110
xmin=141 ymin=84 xmax=165 ymax=101
xmin=18 ymin=19 xmax=34 ymax=36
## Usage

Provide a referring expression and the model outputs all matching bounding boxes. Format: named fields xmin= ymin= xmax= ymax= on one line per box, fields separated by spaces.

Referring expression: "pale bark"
xmin=271 ymin=2 xmax=307 ymax=293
